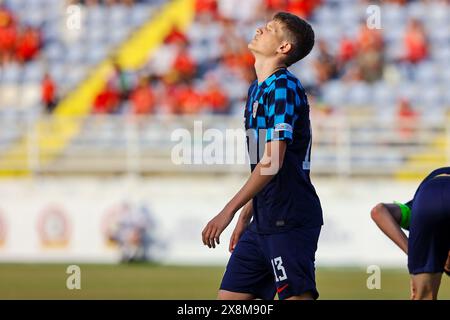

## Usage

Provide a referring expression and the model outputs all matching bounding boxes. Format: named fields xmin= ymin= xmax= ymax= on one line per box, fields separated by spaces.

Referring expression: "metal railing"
xmin=0 ymin=114 xmax=449 ymax=176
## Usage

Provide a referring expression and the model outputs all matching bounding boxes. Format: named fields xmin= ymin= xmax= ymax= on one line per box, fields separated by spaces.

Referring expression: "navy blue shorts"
xmin=220 ymin=226 xmax=321 ymax=300
xmin=408 ymin=176 xmax=450 ymax=274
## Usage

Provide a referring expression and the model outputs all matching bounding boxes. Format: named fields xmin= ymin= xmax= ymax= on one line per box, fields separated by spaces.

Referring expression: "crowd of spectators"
xmin=0 ymin=5 xmax=41 ymax=66
xmin=91 ymin=0 xmax=439 ymax=118
xmin=70 ymin=0 xmax=156 ymax=6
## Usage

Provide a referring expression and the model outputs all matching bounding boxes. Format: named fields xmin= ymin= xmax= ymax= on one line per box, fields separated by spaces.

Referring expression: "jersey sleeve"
xmin=265 ymin=78 xmax=298 ymax=144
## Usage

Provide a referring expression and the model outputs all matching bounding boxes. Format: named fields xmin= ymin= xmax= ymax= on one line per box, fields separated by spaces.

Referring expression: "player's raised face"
xmin=248 ymin=19 xmax=286 ymax=57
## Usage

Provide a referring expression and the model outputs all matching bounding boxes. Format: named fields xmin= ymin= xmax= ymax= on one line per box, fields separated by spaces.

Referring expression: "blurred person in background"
xmin=16 ymin=26 xmax=41 ymax=63
xmin=109 ymin=62 xmax=132 ymax=105
xmin=172 ymin=80 xmax=203 ymax=114
xmin=108 ymin=202 xmax=158 ymax=263
xmin=195 ymin=0 xmax=218 ymax=18
xmin=371 ymin=167 xmax=450 ymax=300
xmin=395 ymin=97 xmax=418 ymax=140
xmin=172 ymin=40 xmax=197 ymax=83
xmin=403 ymin=18 xmax=428 ymax=65
xmin=92 ymin=81 xmax=120 ymax=114
xmin=337 ymin=35 xmax=356 ymax=70
xmin=355 ymin=20 xmax=384 ymax=83
xmin=130 ymin=76 xmax=155 ymax=115
xmin=41 ymin=72 xmax=58 ymax=114
xmin=313 ymin=39 xmax=338 ymax=84
xmin=202 ymin=76 xmax=229 ymax=114
xmin=0 ymin=4 xmax=17 ymax=65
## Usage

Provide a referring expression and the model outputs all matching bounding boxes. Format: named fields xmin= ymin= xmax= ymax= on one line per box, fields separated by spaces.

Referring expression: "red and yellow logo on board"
xmin=37 ymin=205 xmax=71 ymax=248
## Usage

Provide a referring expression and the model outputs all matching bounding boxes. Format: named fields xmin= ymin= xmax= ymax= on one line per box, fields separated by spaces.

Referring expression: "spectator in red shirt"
xmin=403 ymin=18 xmax=428 ymax=64
xmin=92 ymin=82 xmax=120 ymax=114
xmin=41 ymin=73 xmax=57 ymax=113
xmin=338 ymin=35 xmax=356 ymax=65
xmin=130 ymin=76 xmax=155 ymax=115
xmin=265 ymin=0 xmax=288 ymax=11
xmin=396 ymin=98 xmax=418 ymax=140
xmin=164 ymin=26 xmax=188 ymax=45
xmin=172 ymin=42 xmax=197 ymax=82
xmin=172 ymin=81 xmax=202 ymax=114
xmin=287 ymin=0 xmax=322 ymax=18
xmin=16 ymin=26 xmax=41 ymax=63
xmin=203 ymin=79 xmax=229 ymax=113
xmin=195 ymin=0 xmax=217 ymax=17
xmin=0 ymin=23 xmax=17 ymax=64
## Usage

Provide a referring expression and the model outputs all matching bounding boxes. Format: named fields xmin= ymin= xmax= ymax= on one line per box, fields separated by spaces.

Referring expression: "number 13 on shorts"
xmin=271 ymin=256 xmax=288 ymax=282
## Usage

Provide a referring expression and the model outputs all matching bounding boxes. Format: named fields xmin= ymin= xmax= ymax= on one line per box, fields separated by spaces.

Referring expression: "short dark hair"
xmin=273 ymin=12 xmax=315 ymax=66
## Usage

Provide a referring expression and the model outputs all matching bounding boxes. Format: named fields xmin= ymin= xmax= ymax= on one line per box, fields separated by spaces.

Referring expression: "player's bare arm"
xmin=370 ymin=203 xmax=408 ymax=254
xmin=202 ymin=141 xmax=287 ymax=248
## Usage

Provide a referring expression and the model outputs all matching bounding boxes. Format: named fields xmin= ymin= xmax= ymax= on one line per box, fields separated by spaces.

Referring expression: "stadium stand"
xmin=0 ymin=0 xmax=449 ymax=176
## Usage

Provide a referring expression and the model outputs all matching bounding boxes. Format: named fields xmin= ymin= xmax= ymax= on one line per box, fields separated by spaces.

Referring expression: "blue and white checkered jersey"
xmin=244 ymin=68 xmax=323 ymax=234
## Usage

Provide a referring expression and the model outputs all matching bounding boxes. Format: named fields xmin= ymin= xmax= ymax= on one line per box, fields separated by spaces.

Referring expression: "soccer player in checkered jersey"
xmin=202 ymin=12 xmax=323 ymax=300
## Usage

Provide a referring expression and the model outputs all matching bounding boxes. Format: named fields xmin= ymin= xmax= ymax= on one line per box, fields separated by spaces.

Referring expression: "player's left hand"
xmin=202 ymin=209 xmax=234 ymax=249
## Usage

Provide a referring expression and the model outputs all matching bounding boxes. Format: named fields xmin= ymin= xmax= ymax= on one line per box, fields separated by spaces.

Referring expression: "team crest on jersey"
xmin=252 ymin=101 xmax=259 ymax=118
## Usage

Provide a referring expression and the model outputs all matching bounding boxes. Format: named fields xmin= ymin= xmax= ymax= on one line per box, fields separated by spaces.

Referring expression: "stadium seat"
xmin=372 ymin=82 xmax=396 ymax=109
xmin=322 ymin=81 xmax=347 ymax=107
xmin=18 ymin=85 xmax=41 ymax=110
xmin=22 ymin=62 xmax=45 ymax=84
xmin=414 ymin=62 xmax=439 ymax=84
xmin=347 ymin=83 xmax=372 ymax=107
xmin=44 ymin=42 xmax=65 ymax=63
xmin=407 ymin=1 xmax=426 ymax=20
xmin=109 ymin=5 xmax=129 ymax=25
xmin=0 ymin=85 xmax=21 ymax=109
xmin=1 ymin=64 xmax=22 ymax=84
xmin=48 ymin=63 xmax=67 ymax=85
xmin=382 ymin=3 xmax=407 ymax=25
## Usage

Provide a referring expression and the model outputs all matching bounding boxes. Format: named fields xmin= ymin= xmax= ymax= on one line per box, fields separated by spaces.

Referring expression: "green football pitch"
xmin=0 ymin=264 xmax=449 ymax=299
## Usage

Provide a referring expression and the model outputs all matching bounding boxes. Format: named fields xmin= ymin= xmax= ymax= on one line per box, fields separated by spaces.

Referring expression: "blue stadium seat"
xmin=108 ymin=5 xmax=129 ymax=25
xmin=347 ymin=83 xmax=372 ymax=106
xmin=1 ymin=64 xmax=22 ymax=84
xmin=130 ymin=5 xmax=151 ymax=27
xmin=414 ymin=62 xmax=438 ymax=84
xmin=373 ymin=82 xmax=396 ymax=109
xmin=44 ymin=42 xmax=65 ymax=63
xmin=48 ymin=63 xmax=66 ymax=85
xmin=86 ymin=45 xmax=107 ymax=64
xmin=18 ymin=85 xmax=41 ymax=110
xmin=322 ymin=81 xmax=347 ymax=107
xmin=22 ymin=61 xmax=44 ymax=84
xmin=396 ymin=83 xmax=421 ymax=105
xmin=382 ymin=3 xmax=407 ymax=25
